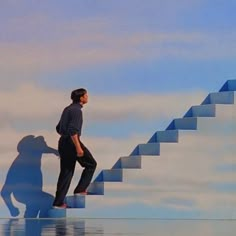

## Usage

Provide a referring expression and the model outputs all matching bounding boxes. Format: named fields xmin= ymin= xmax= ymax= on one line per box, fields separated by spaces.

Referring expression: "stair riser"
xmin=148 ymin=130 xmax=179 ymax=143
xmin=87 ymin=182 xmax=104 ymax=195
xmin=220 ymin=80 xmax=236 ymax=92
xmin=48 ymin=209 xmax=66 ymax=218
xmin=202 ymin=92 xmax=236 ymax=105
xmin=102 ymin=169 xmax=123 ymax=182
xmin=185 ymin=105 xmax=216 ymax=117
xmin=113 ymin=156 xmax=142 ymax=169
xmin=185 ymin=104 xmax=235 ymax=118
xmin=66 ymin=196 xmax=85 ymax=208
xmin=173 ymin=118 xmax=197 ymax=130
xmin=131 ymin=143 xmax=160 ymax=155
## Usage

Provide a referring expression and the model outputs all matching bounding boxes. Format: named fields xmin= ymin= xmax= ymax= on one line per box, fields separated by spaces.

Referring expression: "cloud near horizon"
xmin=0 ymin=83 xmax=206 ymax=127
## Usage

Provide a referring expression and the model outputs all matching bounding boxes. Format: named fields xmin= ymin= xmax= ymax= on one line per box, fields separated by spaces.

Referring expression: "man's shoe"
xmin=74 ymin=191 xmax=87 ymax=196
xmin=52 ymin=203 xmax=67 ymax=209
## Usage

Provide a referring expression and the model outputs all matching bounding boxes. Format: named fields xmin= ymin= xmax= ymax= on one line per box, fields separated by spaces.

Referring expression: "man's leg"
xmin=53 ymin=138 xmax=76 ymax=206
xmin=74 ymin=143 xmax=97 ymax=194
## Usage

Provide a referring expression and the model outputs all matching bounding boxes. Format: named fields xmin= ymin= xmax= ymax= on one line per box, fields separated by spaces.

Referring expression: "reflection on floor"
xmin=0 ymin=218 xmax=236 ymax=236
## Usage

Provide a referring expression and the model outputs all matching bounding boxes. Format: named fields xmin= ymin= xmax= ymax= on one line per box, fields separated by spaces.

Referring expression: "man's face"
xmin=80 ymin=92 xmax=88 ymax=104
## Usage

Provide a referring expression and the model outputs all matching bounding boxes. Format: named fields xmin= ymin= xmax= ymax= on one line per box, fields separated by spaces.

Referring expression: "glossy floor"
xmin=0 ymin=218 xmax=236 ymax=236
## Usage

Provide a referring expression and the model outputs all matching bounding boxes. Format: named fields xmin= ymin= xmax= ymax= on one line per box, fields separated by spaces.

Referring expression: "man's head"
xmin=71 ymin=88 xmax=88 ymax=105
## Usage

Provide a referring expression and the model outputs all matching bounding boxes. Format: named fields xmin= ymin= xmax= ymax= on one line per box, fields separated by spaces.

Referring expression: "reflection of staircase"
xmin=48 ymin=80 xmax=236 ymax=218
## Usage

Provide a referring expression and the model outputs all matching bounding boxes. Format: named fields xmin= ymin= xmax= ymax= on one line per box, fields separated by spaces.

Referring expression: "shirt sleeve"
xmin=56 ymin=121 xmax=61 ymax=134
xmin=68 ymin=108 xmax=82 ymax=136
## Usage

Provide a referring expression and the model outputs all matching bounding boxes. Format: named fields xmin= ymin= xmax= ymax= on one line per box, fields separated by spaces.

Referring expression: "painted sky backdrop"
xmin=1 ymin=0 xmax=236 ymax=92
xmin=1 ymin=0 xmax=236 ymax=218
xmin=1 ymin=0 xmax=236 ymax=136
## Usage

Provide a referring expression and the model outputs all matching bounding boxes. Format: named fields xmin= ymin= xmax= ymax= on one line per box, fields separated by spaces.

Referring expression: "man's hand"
xmin=77 ymin=148 xmax=84 ymax=157
xmin=71 ymin=134 xmax=84 ymax=157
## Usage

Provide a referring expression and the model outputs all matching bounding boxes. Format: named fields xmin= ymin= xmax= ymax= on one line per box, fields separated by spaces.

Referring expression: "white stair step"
xmin=66 ymin=194 xmax=105 ymax=209
xmin=130 ymin=143 xmax=160 ymax=155
xmin=167 ymin=117 xmax=198 ymax=130
xmin=66 ymin=195 xmax=85 ymax=208
xmin=167 ymin=117 xmax=217 ymax=130
xmin=219 ymin=80 xmax=236 ymax=92
xmin=87 ymin=182 xmax=105 ymax=195
xmin=185 ymin=104 xmax=216 ymax=117
xmin=185 ymin=104 xmax=235 ymax=118
xmin=94 ymin=169 xmax=123 ymax=182
xmin=112 ymin=156 xmax=142 ymax=169
xmin=48 ymin=208 xmax=66 ymax=218
xmin=148 ymin=130 xmax=179 ymax=143
xmin=202 ymin=91 xmax=236 ymax=104
xmin=88 ymin=169 xmax=149 ymax=196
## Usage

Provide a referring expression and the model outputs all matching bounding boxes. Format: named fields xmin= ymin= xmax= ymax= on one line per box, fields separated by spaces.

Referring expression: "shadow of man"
xmin=1 ymin=135 xmax=58 ymax=218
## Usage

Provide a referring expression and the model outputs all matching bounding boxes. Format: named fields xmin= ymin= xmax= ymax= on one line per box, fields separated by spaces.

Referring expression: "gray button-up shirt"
xmin=56 ymin=103 xmax=83 ymax=136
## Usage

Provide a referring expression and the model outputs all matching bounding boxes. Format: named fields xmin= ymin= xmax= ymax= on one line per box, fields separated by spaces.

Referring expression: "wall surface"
xmin=1 ymin=86 xmax=236 ymax=219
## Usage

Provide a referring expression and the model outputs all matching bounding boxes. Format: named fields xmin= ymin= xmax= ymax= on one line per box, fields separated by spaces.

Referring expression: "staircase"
xmin=48 ymin=80 xmax=236 ymax=219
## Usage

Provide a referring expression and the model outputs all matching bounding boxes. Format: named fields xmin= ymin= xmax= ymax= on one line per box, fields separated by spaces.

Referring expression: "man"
xmin=53 ymin=88 xmax=97 ymax=208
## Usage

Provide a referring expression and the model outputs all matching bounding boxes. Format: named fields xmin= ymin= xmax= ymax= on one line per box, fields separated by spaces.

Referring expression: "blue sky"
xmin=1 ymin=0 xmax=236 ymax=218
xmin=1 ymin=0 xmax=236 ymax=93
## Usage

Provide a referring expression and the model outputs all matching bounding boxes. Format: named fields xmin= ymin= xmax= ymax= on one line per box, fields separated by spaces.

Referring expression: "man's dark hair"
xmin=71 ymin=88 xmax=87 ymax=103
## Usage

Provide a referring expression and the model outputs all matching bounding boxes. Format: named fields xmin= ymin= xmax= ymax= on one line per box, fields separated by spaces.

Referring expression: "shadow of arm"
xmin=44 ymin=146 xmax=59 ymax=157
xmin=1 ymin=185 xmax=20 ymax=217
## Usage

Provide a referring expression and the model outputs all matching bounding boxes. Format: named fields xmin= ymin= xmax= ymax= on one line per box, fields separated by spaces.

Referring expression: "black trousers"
xmin=53 ymin=136 xmax=97 ymax=206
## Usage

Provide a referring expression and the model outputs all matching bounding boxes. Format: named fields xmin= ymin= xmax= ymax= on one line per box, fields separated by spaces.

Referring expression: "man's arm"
xmin=71 ymin=134 xmax=84 ymax=157
xmin=68 ymin=107 xmax=83 ymax=156
xmin=56 ymin=121 xmax=61 ymax=134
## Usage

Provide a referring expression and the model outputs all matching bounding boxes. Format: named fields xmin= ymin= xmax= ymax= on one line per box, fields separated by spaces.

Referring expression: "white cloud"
xmin=0 ymin=84 xmax=67 ymax=125
xmin=0 ymin=83 xmax=206 ymax=128
xmin=2 ymin=31 xmax=236 ymax=75
xmin=1 ymin=11 xmax=236 ymax=84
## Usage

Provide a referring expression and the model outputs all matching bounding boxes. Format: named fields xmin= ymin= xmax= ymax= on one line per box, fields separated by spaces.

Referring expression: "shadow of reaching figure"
xmin=1 ymin=135 xmax=59 ymax=218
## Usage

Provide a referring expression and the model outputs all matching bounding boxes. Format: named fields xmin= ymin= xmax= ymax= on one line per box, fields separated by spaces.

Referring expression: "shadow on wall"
xmin=0 ymin=135 xmax=58 ymax=218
